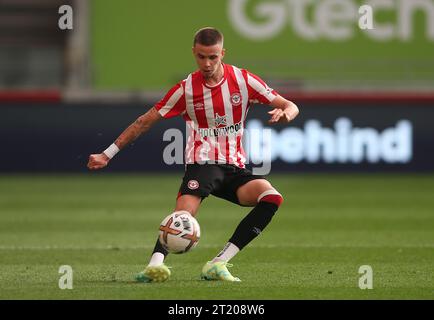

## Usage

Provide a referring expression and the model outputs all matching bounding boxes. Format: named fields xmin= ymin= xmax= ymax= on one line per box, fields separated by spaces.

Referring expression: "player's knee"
xmin=175 ymin=194 xmax=201 ymax=216
xmin=257 ymin=189 xmax=283 ymax=207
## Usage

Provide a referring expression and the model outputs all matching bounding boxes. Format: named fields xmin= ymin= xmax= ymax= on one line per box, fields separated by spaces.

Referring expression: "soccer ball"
xmin=158 ymin=211 xmax=201 ymax=254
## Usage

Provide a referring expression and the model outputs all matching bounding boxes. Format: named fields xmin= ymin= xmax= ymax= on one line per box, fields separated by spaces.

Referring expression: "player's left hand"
xmin=268 ymin=108 xmax=294 ymax=124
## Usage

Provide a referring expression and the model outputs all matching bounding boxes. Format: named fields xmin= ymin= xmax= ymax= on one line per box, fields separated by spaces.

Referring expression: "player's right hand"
xmin=87 ymin=153 xmax=110 ymax=170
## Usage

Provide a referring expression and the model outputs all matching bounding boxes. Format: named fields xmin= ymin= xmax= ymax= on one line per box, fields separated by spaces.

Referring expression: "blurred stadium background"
xmin=0 ymin=0 xmax=433 ymax=299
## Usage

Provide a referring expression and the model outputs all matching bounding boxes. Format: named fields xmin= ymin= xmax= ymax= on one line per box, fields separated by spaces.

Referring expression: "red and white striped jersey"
xmin=154 ymin=63 xmax=278 ymax=168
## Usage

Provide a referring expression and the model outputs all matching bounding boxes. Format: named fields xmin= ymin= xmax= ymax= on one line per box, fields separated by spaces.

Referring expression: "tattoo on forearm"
xmin=114 ymin=109 xmax=159 ymax=149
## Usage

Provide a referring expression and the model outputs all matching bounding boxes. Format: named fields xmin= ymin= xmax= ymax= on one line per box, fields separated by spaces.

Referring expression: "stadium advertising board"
xmin=1 ymin=101 xmax=433 ymax=172
xmin=243 ymin=104 xmax=421 ymax=172
xmin=91 ymin=0 xmax=434 ymax=89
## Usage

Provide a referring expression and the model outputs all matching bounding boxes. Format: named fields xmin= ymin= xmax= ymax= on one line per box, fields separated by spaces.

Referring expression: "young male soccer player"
xmin=87 ymin=27 xmax=299 ymax=282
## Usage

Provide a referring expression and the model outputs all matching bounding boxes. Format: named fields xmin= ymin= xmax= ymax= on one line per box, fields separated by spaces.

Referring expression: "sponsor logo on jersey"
xmin=198 ymin=121 xmax=243 ymax=138
xmin=214 ymin=113 xmax=227 ymax=127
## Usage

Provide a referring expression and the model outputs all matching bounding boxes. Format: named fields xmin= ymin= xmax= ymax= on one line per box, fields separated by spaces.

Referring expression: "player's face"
xmin=192 ymin=43 xmax=225 ymax=79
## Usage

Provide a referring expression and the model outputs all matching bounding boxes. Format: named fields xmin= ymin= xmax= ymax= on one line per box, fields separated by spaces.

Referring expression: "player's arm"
xmin=268 ymin=95 xmax=299 ymax=124
xmin=87 ymin=107 xmax=163 ymax=170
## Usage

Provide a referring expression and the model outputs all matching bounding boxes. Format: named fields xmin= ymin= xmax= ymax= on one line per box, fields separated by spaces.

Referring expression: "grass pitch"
xmin=0 ymin=173 xmax=433 ymax=300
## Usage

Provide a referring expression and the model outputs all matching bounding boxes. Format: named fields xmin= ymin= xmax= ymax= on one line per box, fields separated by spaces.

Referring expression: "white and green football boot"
xmin=200 ymin=261 xmax=241 ymax=282
xmin=135 ymin=264 xmax=171 ymax=283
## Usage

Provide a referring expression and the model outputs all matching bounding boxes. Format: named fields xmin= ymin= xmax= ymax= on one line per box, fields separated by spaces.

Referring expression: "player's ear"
xmin=221 ymin=48 xmax=226 ymax=59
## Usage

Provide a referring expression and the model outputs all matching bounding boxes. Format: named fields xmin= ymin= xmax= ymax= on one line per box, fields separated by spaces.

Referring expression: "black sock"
xmin=152 ymin=238 xmax=169 ymax=256
xmin=228 ymin=201 xmax=279 ymax=250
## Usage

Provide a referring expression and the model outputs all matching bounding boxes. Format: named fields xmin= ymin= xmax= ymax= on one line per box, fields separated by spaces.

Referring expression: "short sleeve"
xmin=154 ymin=82 xmax=186 ymax=118
xmin=244 ymin=70 xmax=278 ymax=105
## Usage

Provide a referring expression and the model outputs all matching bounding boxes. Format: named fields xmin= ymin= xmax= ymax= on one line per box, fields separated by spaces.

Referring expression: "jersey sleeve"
xmin=154 ymin=82 xmax=186 ymax=118
xmin=243 ymin=70 xmax=278 ymax=105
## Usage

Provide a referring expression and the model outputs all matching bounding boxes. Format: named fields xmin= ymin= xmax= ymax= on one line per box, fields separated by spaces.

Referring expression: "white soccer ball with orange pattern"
xmin=158 ymin=211 xmax=200 ymax=254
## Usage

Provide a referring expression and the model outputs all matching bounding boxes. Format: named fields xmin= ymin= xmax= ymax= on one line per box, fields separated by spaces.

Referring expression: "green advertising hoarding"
xmin=91 ymin=0 xmax=434 ymax=90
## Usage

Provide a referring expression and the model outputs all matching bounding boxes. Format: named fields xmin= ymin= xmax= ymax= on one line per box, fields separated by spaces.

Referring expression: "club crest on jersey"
xmin=187 ymin=180 xmax=199 ymax=190
xmin=230 ymin=92 xmax=242 ymax=106
xmin=214 ymin=113 xmax=227 ymax=127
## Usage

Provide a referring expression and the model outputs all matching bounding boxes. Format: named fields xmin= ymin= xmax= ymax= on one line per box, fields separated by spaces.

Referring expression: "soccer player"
xmin=87 ymin=27 xmax=299 ymax=282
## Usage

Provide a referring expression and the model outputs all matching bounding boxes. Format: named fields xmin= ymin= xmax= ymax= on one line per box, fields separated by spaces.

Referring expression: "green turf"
xmin=0 ymin=173 xmax=433 ymax=299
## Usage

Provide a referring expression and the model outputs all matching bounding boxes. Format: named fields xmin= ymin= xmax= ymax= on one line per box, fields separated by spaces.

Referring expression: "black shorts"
xmin=178 ymin=163 xmax=264 ymax=206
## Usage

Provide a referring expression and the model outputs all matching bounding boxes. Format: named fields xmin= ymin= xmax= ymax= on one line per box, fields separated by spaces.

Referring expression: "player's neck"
xmin=204 ymin=63 xmax=224 ymax=87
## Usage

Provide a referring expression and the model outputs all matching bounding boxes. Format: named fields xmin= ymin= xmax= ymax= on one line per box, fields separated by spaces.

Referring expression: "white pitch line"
xmin=0 ymin=244 xmax=433 ymax=250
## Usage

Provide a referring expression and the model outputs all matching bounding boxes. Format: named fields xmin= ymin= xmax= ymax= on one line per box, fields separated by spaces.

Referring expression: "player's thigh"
xmin=175 ymin=194 xmax=202 ymax=217
xmin=176 ymin=164 xmax=224 ymax=216
xmin=236 ymin=179 xmax=274 ymax=207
